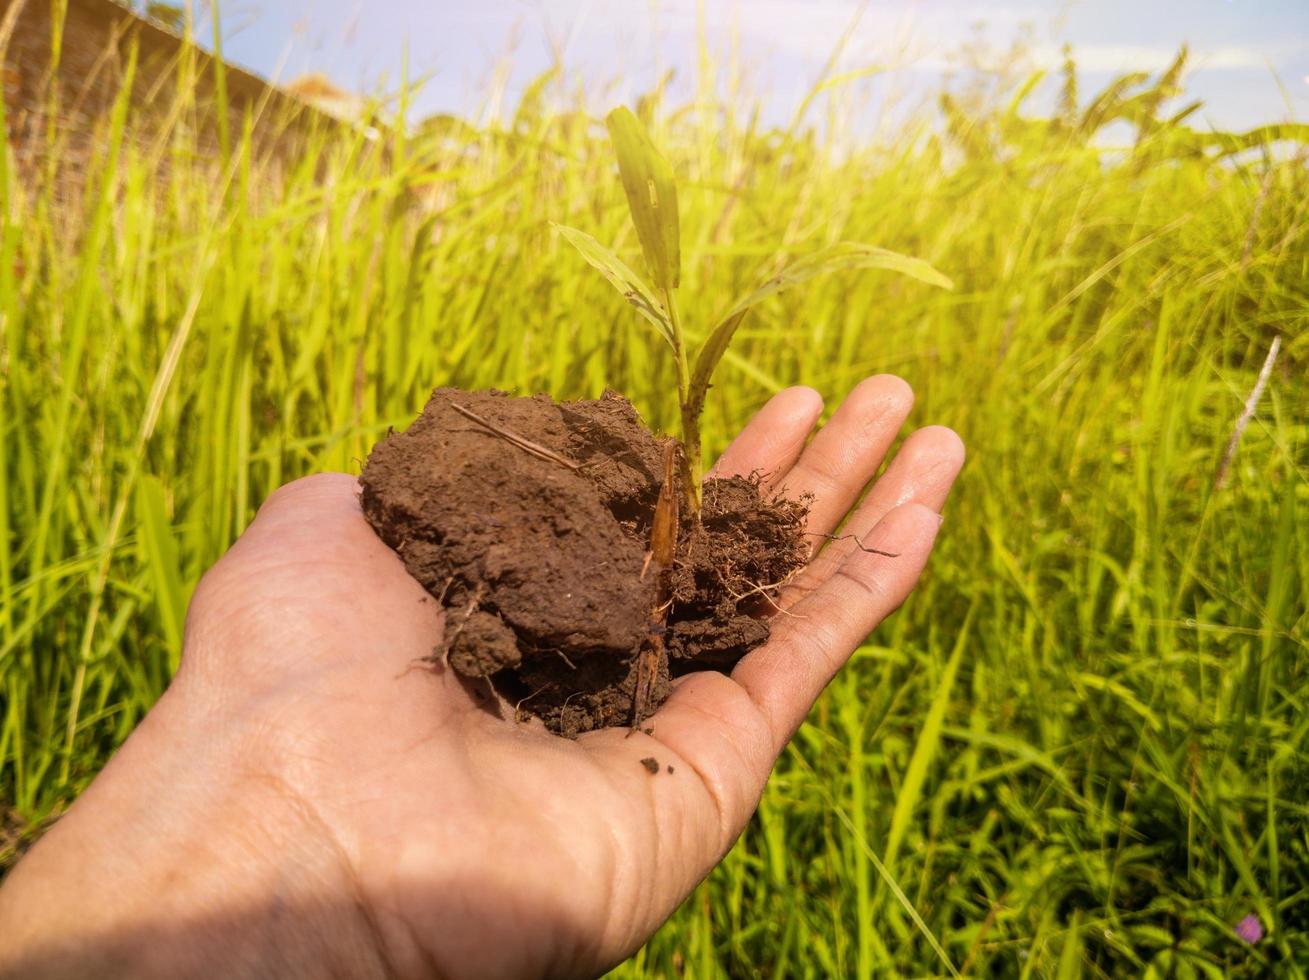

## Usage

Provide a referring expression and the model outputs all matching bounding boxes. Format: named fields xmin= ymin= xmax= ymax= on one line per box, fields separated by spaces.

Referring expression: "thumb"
xmin=180 ymin=473 xmax=445 ymax=684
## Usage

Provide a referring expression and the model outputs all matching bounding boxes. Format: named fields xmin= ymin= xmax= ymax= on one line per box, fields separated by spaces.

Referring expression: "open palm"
xmin=0 ymin=376 xmax=962 ymax=980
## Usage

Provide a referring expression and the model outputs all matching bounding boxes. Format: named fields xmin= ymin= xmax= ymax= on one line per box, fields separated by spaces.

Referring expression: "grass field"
xmin=1 ymin=30 xmax=1307 ymax=976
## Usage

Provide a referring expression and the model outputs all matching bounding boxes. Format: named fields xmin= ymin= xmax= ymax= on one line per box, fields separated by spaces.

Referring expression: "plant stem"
xmin=665 ymin=288 xmax=702 ymax=518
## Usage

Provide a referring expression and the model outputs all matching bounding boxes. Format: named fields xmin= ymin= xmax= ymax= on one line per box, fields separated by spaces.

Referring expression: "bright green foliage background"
xmin=1 ymin=37 xmax=1306 ymax=977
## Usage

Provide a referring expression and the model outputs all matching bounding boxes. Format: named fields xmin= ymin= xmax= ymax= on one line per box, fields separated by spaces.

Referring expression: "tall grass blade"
xmin=135 ymin=477 xmax=188 ymax=666
xmin=882 ymin=610 xmax=971 ymax=875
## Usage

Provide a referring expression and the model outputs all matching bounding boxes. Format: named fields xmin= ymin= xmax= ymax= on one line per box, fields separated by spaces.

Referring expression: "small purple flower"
xmin=1235 ymin=914 xmax=1264 ymax=944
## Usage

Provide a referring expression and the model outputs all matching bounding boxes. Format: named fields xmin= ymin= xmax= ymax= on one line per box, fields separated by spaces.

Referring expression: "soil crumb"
xmin=640 ymin=757 xmax=660 ymax=775
xmin=361 ymin=388 xmax=809 ymax=737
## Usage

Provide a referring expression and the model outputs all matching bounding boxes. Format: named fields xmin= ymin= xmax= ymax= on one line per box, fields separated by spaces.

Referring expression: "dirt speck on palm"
xmin=360 ymin=388 xmax=808 ymax=737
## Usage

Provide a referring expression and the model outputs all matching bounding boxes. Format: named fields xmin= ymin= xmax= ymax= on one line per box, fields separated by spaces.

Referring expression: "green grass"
xmin=2 ymin=28 xmax=1307 ymax=976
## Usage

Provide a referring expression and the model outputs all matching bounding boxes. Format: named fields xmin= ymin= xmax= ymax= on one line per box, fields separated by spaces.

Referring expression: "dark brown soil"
xmin=360 ymin=388 xmax=809 ymax=737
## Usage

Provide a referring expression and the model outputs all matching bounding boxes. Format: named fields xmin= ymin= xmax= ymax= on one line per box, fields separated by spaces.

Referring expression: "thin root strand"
xmin=805 ymin=530 xmax=900 ymax=558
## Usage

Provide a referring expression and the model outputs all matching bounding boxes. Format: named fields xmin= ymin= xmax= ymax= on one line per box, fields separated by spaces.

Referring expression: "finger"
xmin=709 ymin=386 xmax=823 ymax=483
xmin=772 ymin=375 xmax=913 ymax=538
xmin=576 ymin=382 xmax=927 ymax=854
xmin=735 ymin=502 xmax=944 ymax=753
xmin=218 ymin=472 xmax=398 ymax=581
xmin=583 ymin=669 xmax=776 ymax=861
xmin=785 ymin=425 xmax=963 ymax=604
xmin=588 ymin=503 xmax=944 ymax=859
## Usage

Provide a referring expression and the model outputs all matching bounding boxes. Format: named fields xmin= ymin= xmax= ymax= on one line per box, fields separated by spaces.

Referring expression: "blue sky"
xmin=195 ymin=1 xmax=1309 ymax=131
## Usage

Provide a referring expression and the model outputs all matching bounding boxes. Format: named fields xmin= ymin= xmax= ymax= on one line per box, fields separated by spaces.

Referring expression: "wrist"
xmin=0 ymin=686 xmax=392 ymax=979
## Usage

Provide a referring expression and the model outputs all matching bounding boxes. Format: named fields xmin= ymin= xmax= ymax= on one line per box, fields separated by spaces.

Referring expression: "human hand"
xmin=0 ymin=376 xmax=963 ymax=979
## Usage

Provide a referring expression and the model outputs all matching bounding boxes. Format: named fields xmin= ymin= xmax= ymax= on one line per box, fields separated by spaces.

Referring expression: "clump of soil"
xmin=360 ymin=388 xmax=809 ymax=737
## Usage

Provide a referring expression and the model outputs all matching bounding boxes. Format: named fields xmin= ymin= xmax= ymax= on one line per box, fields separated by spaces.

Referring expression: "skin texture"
xmin=0 ymin=375 xmax=964 ymax=979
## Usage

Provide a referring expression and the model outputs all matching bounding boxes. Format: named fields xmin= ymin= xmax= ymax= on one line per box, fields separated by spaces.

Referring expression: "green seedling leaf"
xmin=605 ymin=106 xmax=681 ymax=293
xmin=688 ymin=242 xmax=953 ymax=416
xmin=552 ymin=222 xmax=675 ymax=350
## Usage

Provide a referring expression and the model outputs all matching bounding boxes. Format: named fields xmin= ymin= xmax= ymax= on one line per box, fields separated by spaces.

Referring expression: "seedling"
xmin=365 ymin=109 xmax=957 ymax=737
xmin=555 ymin=106 xmax=953 ymax=517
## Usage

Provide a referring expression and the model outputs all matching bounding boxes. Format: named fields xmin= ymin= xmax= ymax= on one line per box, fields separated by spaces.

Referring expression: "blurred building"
xmin=0 ymin=0 xmax=335 ymax=176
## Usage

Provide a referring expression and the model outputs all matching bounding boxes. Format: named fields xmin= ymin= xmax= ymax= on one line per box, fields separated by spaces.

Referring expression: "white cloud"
xmin=1026 ymin=42 xmax=1272 ymax=73
xmin=548 ymin=2 xmax=1291 ymax=79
